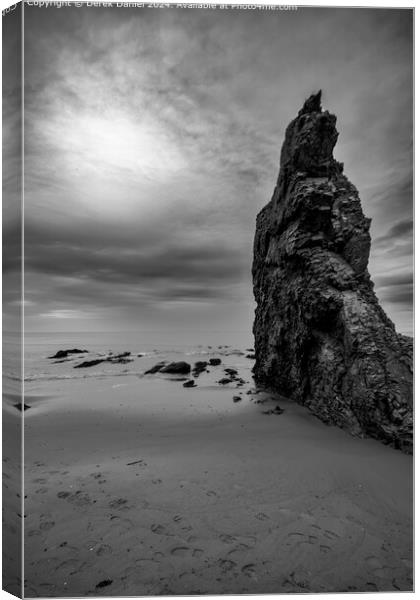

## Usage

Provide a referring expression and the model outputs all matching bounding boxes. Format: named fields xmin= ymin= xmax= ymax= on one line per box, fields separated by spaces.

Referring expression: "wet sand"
xmin=23 ymin=356 xmax=413 ymax=596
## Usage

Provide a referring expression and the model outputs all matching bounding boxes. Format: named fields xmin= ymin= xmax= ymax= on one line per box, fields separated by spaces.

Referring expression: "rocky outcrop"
xmin=252 ymin=91 xmax=413 ymax=453
xmin=73 ymin=352 xmax=133 ymax=369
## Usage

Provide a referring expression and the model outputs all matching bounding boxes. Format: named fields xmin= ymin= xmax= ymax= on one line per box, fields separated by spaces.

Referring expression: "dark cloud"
xmin=374 ymin=219 xmax=413 ymax=245
xmin=375 ymin=272 xmax=413 ymax=289
xmin=24 ymin=237 xmax=248 ymax=289
xmin=376 ymin=284 xmax=413 ymax=306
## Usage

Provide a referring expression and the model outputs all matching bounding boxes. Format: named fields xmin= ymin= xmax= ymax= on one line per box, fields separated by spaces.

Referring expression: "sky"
xmin=3 ymin=4 xmax=413 ymax=337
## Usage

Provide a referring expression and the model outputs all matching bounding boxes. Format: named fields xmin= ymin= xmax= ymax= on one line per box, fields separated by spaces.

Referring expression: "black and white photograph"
xmin=2 ymin=1 xmax=413 ymax=597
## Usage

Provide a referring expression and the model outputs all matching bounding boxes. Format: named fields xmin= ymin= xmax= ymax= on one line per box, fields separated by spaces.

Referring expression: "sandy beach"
xmin=21 ymin=348 xmax=413 ymax=596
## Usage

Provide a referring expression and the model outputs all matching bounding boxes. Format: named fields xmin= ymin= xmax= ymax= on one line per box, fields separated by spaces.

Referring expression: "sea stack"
xmin=252 ymin=91 xmax=413 ymax=453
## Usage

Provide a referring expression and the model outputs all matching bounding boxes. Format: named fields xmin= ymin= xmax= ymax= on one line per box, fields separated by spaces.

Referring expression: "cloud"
xmin=25 ymin=235 xmax=248 ymax=290
xmin=374 ymin=219 xmax=413 ymax=246
xmin=376 ymin=285 xmax=413 ymax=306
xmin=375 ymin=271 xmax=413 ymax=289
xmin=9 ymin=5 xmax=413 ymax=335
xmin=39 ymin=309 xmax=94 ymax=320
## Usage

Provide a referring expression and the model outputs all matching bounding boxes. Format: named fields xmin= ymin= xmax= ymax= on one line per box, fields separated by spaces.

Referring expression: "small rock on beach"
xmin=183 ymin=380 xmax=197 ymax=388
xmin=48 ymin=348 xmax=88 ymax=359
xmin=209 ymin=358 xmax=222 ymax=366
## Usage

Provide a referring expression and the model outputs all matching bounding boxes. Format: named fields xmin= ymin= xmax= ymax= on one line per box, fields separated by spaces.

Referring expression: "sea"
xmin=3 ymin=330 xmax=255 ymax=408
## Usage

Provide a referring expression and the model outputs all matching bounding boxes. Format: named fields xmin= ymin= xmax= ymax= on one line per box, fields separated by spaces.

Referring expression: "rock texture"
xmin=252 ymin=91 xmax=413 ymax=453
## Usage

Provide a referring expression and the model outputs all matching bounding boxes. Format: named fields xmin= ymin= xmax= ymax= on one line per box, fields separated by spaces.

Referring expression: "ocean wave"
xmin=2 ymin=372 xmax=23 ymax=382
xmin=23 ymin=369 xmax=146 ymax=382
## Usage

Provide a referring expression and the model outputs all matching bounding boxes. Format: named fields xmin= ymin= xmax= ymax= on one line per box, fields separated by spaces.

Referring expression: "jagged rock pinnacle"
xmin=278 ymin=92 xmax=342 ymax=194
xmin=252 ymin=94 xmax=413 ymax=453
xmin=298 ymin=90 xmax=322 ymax=115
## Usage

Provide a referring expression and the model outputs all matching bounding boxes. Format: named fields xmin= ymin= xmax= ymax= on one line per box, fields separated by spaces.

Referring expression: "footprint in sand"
xmin=90 ymin=472 xmax=102 ymax=479
xmin=206 ymin=490 xmax=218 ymax=497
xmin=218 ymin=559 xmax=237 ymax=572
xmin=108 ymin=498 xmax=128 ymax=509
xmin=95 ymin=544 xmax=112 ymax=556
xmin=284 ymin=571 xmax=310 ymax=590
xmin=57 ymin=491 xmax=71 ymax=499
xmin=324 ymin=529 xmax=340 ymax=540
xmin=108 ymin=515 xmax=134 ymax=532
xmin=193 ymin=549 xmax=204 ymax=558
xmin=227 ymin=543 xmax=252 ymax=560
xmin=55 ymin=558 xmax=86 ymax=576
xmin=241 ymin=564 xmax=257 ymax=579
xmin=27 ymin=529 xmax=41 ymax=537
xmin=151 ymin=523 xmax=173 ymax=536
xmin=32 ymin=478 xmax=48 ymax=484
xmin=365 ymin=582 xmax=379 ymax=592
xmin=35 ymin=488 xmax=48 ymax=495
xmin=320 ymin=544 xmax=331 ymax=553
xmin=173 ymin=515 xmax=183 ymax=523
xmin=392 ymin=578 xmax=403 ymax=590
xmin=59 ymin=491 xmax=94 ymax=507
xmin=255 ymin=512 xmax=270 ymax=521
xmin=39 ymin=520 xmax=55 ymax=531
xmin=152 ymin=479 xmax=162 ymax=485
xmin=219 ymin=534 xmax=237 ymax=544
xmin=170 ymin=546 xmax=190 ymax=557
xmin=287 ymin=532 xmax=305 ymax=541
